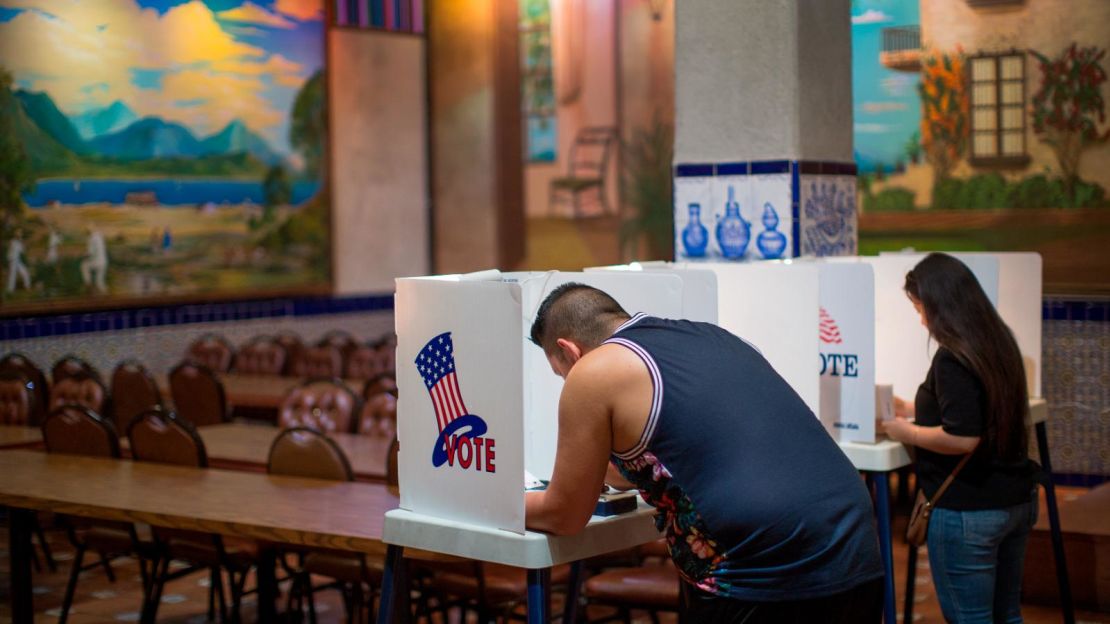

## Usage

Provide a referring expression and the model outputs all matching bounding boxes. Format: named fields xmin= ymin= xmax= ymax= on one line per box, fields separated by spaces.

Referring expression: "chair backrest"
xmin=357 ymin=391 xmax=396 ymax=438
xmin=0 ymin=353 xmax=49 ymax=422
xmin=110 ymin=360 xmax=162 ymax=434
xmin=362 ymin=373 xmax=398 ymax=401
xmin=567 ymin=127 xmax=617 ymax=179
xmin=168 ymin=362 xmax=228 ymax=427
xmin=127 ymin=409 xmax=207 ymax=468
xmin=274 ymin=332 xmax=305 ymax=376
xmin=292 ymin=345 xmax=344 ymax=378
xmin=345 ymin=345 xmax=385 ymax=381
xmin=233 ymin=336 xmax=287 ymax=376
xmin=267 ymin=427 xmax=354 ymax=482
xmin=376 ymin=342 xmax=396 ymax=376
xmin=49 ymin=373 xmax=108 ymax=415
xmin=278 ymin=378 xmax=361 ymax=434
xmin=42 ymin=405 xmax=120 ymax=457
xmin=186 ymin=333 xmax=234 ymax=373
xmin=317 ymin=330 xmax=358 ymax=358
xmin=51 ymin=355 xmax=101 ymax=386
xmin=0 ymin=372 xmax=35 ymax=426
xmin=386 ymin=435 xmax=399 ymax=495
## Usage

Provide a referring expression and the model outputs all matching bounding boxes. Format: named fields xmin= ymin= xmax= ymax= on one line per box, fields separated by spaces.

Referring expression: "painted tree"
xmin=1030 ymin=43 xmax=1110 ymax=197
xmin=918 ymin=50 xmax=968 ymax=181
xmin=290 ymin=70 xmax=325 ymax=180
xmin=0 ymin=68 xmax=32 ymax=236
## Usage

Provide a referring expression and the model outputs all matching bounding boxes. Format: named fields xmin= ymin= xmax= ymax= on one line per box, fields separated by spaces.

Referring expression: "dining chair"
xmin=127 ymin=409 xmax=257 ymax=623
xmin=109 ymin=360 xmax=162 ymax=434
xmin=233 ymin=335 xmax=288 ymax=376
xmin=274 ymin=332 xmax=306 ymax=376
xmin=0 ymin=352 xmax=49 ymax=423
xmin=548 ymin=126 xmax=618 ymax=218
xmin=187 ymin=333 xmax=235 ymax=373
xmin=267 ymin=427 xmax=382 ymax=623
xmin=168 ymin=361 xmax=229 ymax=427
xmin=291 ymin=345 xmax=345 ymax=380
xmin=51 ymin=354 xmax=102 ymax=386
xmin=48 ymin=371 xmax=109 ymax=416
xmin=41 ymin=405 xmax=154 ymax=624
xmin=278 ymin=378 xmax=362 ymax=435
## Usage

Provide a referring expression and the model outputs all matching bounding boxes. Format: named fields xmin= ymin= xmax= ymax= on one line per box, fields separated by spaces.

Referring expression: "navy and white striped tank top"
xmin=606 ymin=314 xmax=883 ymax=601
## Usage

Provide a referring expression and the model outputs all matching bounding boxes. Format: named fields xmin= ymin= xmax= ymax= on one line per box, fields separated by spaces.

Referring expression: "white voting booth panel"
xmin=588 ymin=261 xmax=820 ymax=424
xmin=395 ymin=271 xmax=685 ymax=535
xmin=879 ymin=252 xmax=1042 ymax=398
xmin=813 ymin=261 xmax=876 ymax=443
xmin=861 ymin=254 xmax=1000 ymax=402
xmin=584 ymin=262 xmax=719 ymax=324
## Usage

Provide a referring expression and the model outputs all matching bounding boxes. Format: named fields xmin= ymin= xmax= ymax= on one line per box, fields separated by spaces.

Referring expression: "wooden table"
xmin=0 ymin=449 xmax=398 ymax=623
xmin=0 ymin=425 xmax=42 ymax=450
xmin=157 ymin=373 xmax=364 ymax=410
xmin=196 ymin=423 xmax=389 ymax=481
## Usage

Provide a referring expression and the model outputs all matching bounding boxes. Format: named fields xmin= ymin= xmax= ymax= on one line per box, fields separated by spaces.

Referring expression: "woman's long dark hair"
xmin=905 ymin=253 xmax=1029 ymax=461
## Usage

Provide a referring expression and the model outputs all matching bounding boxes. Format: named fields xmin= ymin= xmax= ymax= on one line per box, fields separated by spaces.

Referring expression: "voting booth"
xmin=393 ymin=270 xmax=690 ymax=534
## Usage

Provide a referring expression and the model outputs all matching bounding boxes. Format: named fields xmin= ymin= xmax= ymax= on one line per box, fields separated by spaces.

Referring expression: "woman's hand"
xmin=882 ymin=417 xmax=915 ymax=445
xmin=893 ymin=396 xmax=915 ymax=420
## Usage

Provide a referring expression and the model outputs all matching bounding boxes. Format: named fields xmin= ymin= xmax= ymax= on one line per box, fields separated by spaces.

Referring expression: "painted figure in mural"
xmin=162 ymin=226 xmax=173 ymax=253
xmin=80 ymin=227 xmax=108 ymax=293
xmin=883 ymin=253 xmax=1039 ymax=623
xmin=45 ymin=228 xmax=60 ymax=265
xmin=6 ymin=228 xmax=32 ymax=293
xmin=527 ymin=283 xmax=884 ymax=622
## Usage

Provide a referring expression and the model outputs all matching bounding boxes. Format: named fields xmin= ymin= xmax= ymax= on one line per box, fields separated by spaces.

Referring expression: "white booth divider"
xmin=394 ymin=270 xmax=687 ymax=534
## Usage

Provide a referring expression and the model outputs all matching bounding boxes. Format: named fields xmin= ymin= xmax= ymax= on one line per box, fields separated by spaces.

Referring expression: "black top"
xmin=914 ymin=348 xmax=1038 ymax=510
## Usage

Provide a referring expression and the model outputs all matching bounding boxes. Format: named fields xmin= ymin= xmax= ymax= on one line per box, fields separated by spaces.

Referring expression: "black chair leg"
xmin=59 ymin=544 xmax=87 ymax=624
xmin=144 ymin=556 xmax=169 ymax=624
xmin=99 ymin=551 xmax=117 ymax=582
xmin=215 ymin=568 xmax=230 ymax=623
xmin=33 ymin=517 xmax=57 ymax=572
xmin=306 ymin=575 xmax=320 ymax=624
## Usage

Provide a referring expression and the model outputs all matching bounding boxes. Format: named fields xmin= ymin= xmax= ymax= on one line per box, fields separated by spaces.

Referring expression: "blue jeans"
xmin=927 ymin=490 xmax=1038 ymax=623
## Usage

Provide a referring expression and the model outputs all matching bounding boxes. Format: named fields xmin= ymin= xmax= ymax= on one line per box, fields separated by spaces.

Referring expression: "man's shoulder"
xmin=567 ymin=343 xmax=650 ymax=391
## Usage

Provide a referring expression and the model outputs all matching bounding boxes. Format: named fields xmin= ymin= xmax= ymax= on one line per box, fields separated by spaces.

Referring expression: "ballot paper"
xmin=524 ymin=470 xmax=546 ymax=491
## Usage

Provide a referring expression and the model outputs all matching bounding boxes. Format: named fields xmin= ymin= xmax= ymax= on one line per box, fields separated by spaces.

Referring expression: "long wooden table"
xmin=0 ymin=425 xmax=42 ymax=450
xmin=157 ymin=373 xmax=364 ymax=410
xmin=194 ymin=423 xmax=389 ymax=481
xmin=0 ymin=449 xmax=398 ymax=623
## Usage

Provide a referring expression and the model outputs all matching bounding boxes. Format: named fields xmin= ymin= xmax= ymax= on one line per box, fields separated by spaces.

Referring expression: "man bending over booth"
xmin=525 ymin=283 xmax=883 ymax=623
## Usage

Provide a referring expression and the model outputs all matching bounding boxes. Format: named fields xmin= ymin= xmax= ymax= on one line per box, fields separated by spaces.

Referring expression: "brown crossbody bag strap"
xmin=932 ymin=451 xmax=975 ymax=503
xmin=905 ymin=449 xmax=976 ymax=546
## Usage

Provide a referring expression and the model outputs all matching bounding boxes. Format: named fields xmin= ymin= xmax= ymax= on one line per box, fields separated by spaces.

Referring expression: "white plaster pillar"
xmin=673 ymin=0 xmax=858 ymax=261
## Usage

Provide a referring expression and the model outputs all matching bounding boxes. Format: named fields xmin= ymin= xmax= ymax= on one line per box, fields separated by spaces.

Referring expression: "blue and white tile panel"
xmin=674 ymin=160 xmax=857 ymax=262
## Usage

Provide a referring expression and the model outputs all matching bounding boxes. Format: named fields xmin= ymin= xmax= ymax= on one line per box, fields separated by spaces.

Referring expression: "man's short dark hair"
xmin=530 ymin=283 xmax=631 ymax=353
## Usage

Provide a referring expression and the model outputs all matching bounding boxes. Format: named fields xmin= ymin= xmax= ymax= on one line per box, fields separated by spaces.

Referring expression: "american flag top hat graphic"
xmin=416 ymin=332 xmax=470 ymax=432
xmin=819 ymin=307 xmax=844 ymax=345
xmin=415 ymin=332 xmax=491 ymax=468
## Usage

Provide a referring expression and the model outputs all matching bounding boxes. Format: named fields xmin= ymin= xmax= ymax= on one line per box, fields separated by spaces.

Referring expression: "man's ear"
xmin=555 ymin=338 xmax=583 ymax=365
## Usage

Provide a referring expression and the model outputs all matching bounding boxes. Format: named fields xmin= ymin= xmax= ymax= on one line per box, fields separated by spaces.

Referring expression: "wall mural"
xmin=0 ymin=0 xmax=327 ymax=312
xmin=851 ymin=0 xmax=1110 ymax=292
xmin=520 ymin=0 xmax=557 ymax=162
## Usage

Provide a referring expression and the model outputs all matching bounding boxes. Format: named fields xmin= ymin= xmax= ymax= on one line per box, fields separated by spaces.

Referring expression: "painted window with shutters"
xmin=969 ymin=52 xmax=1030 ymax=166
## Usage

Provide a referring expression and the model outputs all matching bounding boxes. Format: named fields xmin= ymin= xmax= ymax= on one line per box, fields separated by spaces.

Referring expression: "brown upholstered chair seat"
xmin=278 ymin=382 xmax=360 ymax=434
xmin=431 ymin=562 xmax=572 ymax=605
xmin=187 ymin=334 xmax=234 ymax=373
xmin=234 ymin=338 xmax=287 ymax=376
xmin=583 ymin=563 xmax=680 ymax=608
xmin=49 ymin=375 xmax=108 ymax=415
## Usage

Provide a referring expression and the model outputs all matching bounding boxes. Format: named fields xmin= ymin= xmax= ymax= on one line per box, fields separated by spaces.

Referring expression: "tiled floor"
xmin=1 ymin=497 xmax=1107 ymax=623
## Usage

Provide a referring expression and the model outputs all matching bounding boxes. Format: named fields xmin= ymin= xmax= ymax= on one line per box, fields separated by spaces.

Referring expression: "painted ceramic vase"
xmin=757 ymin=202 xmax=788 ymax=259
xmin=716 ymin=185 xmax=751 ymax=259
xmin=681 ymin=203 xmax=708 ymax=257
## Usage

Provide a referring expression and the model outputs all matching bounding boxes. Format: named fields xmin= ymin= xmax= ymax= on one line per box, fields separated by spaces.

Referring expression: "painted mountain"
xmin=70 ymin=101 xmax=139 ymax=140
xmin=200 ymin=120 xmax=282 ymax=164
xmin=89 ymin=117 xmax=206 ymax=160
xmin=15 ymin=90 xmax=90 ymax=155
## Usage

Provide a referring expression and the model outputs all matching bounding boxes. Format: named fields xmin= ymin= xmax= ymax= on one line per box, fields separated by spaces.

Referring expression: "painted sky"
xmin=0 ymin=0 xmax=323 ymax=158
xmin=851 ymin=0 xmax=920 ymax=172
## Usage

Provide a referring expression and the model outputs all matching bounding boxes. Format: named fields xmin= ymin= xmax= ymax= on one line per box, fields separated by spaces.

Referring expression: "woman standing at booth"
xmin=883 ymin=252 xmax=1039 ymax=623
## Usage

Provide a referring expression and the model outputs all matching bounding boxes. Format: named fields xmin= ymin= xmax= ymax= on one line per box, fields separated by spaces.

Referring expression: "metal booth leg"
xmin=867 ymin=472 xmax=896 ymax=624
xmin=377 ymin=545 xmax=409 ymax=624
xmin=526 ymin=567 xmax=551 ymax=623
xmin=1036 ymin=421 xmax=1075 ymax=624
